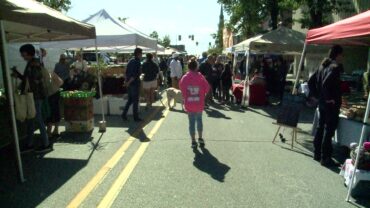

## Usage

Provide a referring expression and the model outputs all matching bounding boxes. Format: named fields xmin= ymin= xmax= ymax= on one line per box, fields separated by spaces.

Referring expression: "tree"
xmin=161 ymin=35 xmax=171 ymax=48
xmin=37 ymin=0 xmax=71 ymax=12
xmin=296 ymin=0 xmax=354 ymax=28
xmin=118 ymin=17 xmax=129 ymax=23
xmin=149 ymin=31 xmax=159 ymax=40
xmin=215 ymin=6 xmax=225 ymax=49
xmin=218 ymin=0 xmax=268 ymax=38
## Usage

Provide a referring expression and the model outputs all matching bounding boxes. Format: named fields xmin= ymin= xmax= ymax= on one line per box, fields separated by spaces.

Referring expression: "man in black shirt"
xmin=122 ymin=48 xmax=143 ymax=122
xmin=199 ymin=55 xmax=215 ymax=103
xmin=314 ymin=45 xmax=344 ymax=167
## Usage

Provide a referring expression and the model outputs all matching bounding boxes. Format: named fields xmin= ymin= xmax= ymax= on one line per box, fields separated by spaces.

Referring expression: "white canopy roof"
xmin=0 ymin=0 xmax=96 ymax=42
xmin=41 ymin=9 xmax=157 ymax=50
xmin=232 ymin=27 xmax=306 ymax=55
xmin=82 ymin=44 xmax=165 ymax=53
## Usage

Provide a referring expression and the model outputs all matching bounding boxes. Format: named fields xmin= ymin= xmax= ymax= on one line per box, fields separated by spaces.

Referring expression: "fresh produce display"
xmin=61 ymin=90 xmax=96 ymax=99
xmin=62 ymin=90 xmax=95 ymax=132
xmin=341 ymin=93 xmax=369 ymax=121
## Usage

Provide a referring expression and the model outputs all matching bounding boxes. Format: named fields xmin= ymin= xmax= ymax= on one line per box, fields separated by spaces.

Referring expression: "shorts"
xmin=143 ymin=80 xmax=157 ymax=90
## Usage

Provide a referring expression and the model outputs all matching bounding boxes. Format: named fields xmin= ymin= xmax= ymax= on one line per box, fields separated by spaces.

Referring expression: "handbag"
xmin=48 ymin=72 xmax=64 ymax=96
xmin=14 ymin=78 xmax=36 ymax=121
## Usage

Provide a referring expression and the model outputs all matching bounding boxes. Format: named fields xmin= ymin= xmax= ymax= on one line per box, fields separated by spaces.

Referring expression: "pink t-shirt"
xmin=179 ymin=71 xmax=210 ymax=113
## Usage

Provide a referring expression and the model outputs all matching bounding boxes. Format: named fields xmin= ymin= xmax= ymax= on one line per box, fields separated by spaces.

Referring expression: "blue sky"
xmin=66 ymin=0 xmax=225 ymax=55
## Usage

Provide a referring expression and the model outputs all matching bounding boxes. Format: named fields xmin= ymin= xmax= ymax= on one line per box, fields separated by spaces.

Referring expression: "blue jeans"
xmin=123 ymin=85 xmax=140 ymax=119
xmin=188 ymin=112 xmax=203 ymax=136
xmin=26 ymin=99 xmax=49 ymax=147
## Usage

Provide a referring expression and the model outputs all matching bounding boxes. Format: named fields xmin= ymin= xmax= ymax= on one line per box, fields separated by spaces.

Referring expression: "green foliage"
xmin=296 ymin=0 xmax=355 ymax=28
xmin=149 ymin=31 xmax=170 ymax=47
xmin=208 ymin=45 xmax=223 ymax=55
xmin=118 ymin=17 xmax=129 ymax=23
xmin=149 ymin=31 xmax=159 ymax=40
xmin=160 ymin=35 xmax=171 ymax=48
xmin=36 ymin=0 xmax=71 ymax=11
xmin=215 ymin=6 xmax=224 ymax=49
xmin=218 ymin=0 xmax=268 ymax=38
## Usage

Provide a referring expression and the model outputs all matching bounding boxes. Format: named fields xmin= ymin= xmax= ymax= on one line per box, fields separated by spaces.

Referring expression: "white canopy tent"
xmin=41 ymin=9 xmax=157 ymax=51
xmin=83 ymin=44 xmax=165 ymax=54
xmin=157 ymin=47 xmax=184 ymax=56
xmin=0 ymin=0 xmax=96 ymax=182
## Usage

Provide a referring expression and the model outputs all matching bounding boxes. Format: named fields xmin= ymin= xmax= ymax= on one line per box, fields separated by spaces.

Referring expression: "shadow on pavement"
xmin=205 ymin=108 xmax=232 ymax=120
xmin=125 ymin=106 xmax=166 ymax=142
xmin=57 ymin=131 xmax=94 ymax=144
xmin=0 ymin=146 xmax=86 ymax=208
xmin=192 ymin=147 xmax=230 ymax=182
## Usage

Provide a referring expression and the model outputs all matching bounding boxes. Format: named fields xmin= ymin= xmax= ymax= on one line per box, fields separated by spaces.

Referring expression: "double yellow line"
xmin=67 ymin=104 xmax=169 ymax=208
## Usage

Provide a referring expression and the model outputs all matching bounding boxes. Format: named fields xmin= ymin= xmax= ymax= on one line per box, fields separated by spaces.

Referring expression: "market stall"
xmin=0 ymin=0 xmax=96 ymax=182
xmin=292 ymin=10 xmax=370 ymax=201
xmin=41 ymin=9 xmax=159 ymax=109
xmin=231 ymin=27 xmax=307 ymax=106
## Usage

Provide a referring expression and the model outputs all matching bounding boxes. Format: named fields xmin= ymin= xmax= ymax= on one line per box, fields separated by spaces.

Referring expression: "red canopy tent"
xmin=293 ymin=10 xmax=370 ymax=203
xmin=306 ymin=10 xmax=370 ymax=46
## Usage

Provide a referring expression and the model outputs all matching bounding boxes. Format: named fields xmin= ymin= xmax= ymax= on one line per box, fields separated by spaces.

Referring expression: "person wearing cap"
xmin=122 ymin=48 xmax=143 ymax=122
xmin=170 ymin=53 xmax=183 ymax=89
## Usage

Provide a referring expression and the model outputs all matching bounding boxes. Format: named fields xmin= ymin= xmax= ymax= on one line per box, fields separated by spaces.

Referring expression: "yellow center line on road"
xmin=67 ymin=102 xmax=167 ymax=208
xmin=97 ymin=108 xmax=170 ymax=208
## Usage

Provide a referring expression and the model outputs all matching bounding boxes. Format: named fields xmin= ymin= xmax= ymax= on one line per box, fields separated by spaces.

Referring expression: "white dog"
xmin=162 ymin=87 xmax=184 ymax=110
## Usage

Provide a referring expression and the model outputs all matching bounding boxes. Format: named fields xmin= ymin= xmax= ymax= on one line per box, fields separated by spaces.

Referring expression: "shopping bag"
xmin=25 ymin=79 xmax=36 ymax=119
xmin=14 ymin=90 xmax=27 ymax=122
xmin=47 ymin=72 xmax=63 ymax=96
xmin=26 ymin=91 xmax=36 ymax=119
xmin=13 ymin=79 xmax=36 ymax=121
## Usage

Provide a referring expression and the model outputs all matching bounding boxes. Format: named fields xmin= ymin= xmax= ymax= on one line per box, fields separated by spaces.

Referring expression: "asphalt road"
xmin=0 ymin=101 xmax=369 ymax=208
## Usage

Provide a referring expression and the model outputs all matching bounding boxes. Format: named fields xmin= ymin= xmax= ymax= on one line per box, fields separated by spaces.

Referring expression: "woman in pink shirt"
xmin=180 ymin=58 xmax=210 ymax=148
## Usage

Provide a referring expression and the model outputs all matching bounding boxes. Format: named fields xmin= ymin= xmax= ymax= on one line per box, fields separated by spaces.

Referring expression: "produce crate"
xmin=61 ymin=91 xmax=95 ymax=120
xmin=65 ymin=119 xmax=94 ymax=133
xmin=64 ymin=102 xmax=93 ymax=121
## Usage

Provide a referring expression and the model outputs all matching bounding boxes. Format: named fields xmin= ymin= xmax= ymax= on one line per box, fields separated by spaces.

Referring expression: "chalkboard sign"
xmin=277 ymin=105 xmax=300 ymax=127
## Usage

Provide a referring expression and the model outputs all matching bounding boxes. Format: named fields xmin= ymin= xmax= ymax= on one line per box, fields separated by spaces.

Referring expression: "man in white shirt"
xmin=170 ymin=53 xmax=182 ymax=89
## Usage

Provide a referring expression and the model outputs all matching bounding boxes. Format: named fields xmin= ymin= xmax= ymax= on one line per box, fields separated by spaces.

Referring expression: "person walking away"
xmin=16 ymin=44 xmax=51 ymax=153
xmin=142 ymin=53 xmax=159 ymax=109
xmin=159 ymin=57 xmax=168 ymax=87
xmin=122 ymin=48 xmax=143 ymax=122
xmin=314 ymin=45 xmax=344 ymax=167
xmin=213 ymin=56 xmax=224 ymax=100
xmin=180 ymin=58 xmax=210 ymax=148
xmin=169 ymin=53 xmax=182 ymax=89
xmin=199 ymin=55 xmax=215 ymax=104
xmin=221 ymin=61 xmax=233 ymax=104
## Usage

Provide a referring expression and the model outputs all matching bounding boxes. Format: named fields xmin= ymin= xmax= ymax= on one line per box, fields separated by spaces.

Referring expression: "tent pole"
xmin=241 ymin=50 xmax=250 ymax=107
xmin=232 ymin=52 xmax=237 ymax=76
xmin=292 ymin=42 xmax=307 ymax=94
xmin=346 ymin=91 xmax=370 ymax=201
xmin=94 ymin=39 xmax=106 ymax=132
xmin=0 ymin=20 xmax=25 ymax=182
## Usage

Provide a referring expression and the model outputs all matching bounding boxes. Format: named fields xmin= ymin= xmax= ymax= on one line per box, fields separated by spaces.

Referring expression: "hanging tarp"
xmin=306 ymin=10 xmax=370 ymax=46
xmin=0 ymin=0 xmax=96 ymax=182
xmin=0 ymin=0 xmax=95 ymax=42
